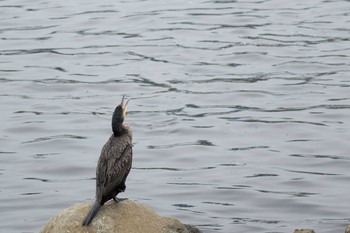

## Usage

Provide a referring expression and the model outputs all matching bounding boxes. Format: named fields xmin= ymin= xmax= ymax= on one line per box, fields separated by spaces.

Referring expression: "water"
xmin=1 ymin=0 xmax=349 ymax=232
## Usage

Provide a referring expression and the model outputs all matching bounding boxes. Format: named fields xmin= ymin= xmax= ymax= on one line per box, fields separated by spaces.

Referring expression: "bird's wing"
xmin=96 ymin=138 xmax=132 ymax=201
xmin=106 ymin=143 xmax=132 ymax=187
xmin=96 ymin=144 xmax=109 ymax=188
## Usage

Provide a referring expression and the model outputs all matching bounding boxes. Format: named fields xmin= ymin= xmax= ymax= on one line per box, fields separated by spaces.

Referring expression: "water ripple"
xmin=284 ymin=169 xmax=340 ymax=176
xmin=147 ymin=139 xmax=215 ymax=149
xmin=1 ymin=0 xmax=350 ymax=232
xmin=22 ymin=134 xmax=87 ymax=144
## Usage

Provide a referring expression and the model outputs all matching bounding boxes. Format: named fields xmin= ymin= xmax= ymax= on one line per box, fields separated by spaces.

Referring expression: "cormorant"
xmin=82 ymin=96 xmax=132 ymax=226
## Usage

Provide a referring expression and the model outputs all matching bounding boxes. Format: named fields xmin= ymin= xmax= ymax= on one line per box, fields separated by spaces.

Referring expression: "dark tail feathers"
xmin=82 ymin=201 xmax=101 ymax=226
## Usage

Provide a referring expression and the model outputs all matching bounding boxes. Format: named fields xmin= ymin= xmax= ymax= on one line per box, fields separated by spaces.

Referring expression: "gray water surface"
xmin=1 ymin=0 xmax=350 ymax=232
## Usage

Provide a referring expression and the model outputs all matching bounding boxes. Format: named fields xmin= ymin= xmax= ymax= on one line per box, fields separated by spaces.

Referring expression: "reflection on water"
xmin=1 ymin=0 xmax=350 ymax=232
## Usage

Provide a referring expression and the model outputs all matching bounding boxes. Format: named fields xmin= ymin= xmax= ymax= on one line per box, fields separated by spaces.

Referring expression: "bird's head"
xmin=112 ymin=95 xmax=129 ymax=135
xmin=113 ymin=95 xmax=129 ymax=124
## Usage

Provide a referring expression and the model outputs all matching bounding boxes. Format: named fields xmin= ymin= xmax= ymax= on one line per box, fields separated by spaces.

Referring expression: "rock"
xmin=40 ymin=200 xmax=201 ymax=233
xmin=345 ymin=225 xmax=350 ymax=233
xmin=294 ymin=229 xmax=315 ymax=233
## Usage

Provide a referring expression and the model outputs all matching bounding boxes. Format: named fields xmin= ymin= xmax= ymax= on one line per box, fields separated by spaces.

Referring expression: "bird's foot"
xmin=113 ymin=197 xmax=128 ymax=203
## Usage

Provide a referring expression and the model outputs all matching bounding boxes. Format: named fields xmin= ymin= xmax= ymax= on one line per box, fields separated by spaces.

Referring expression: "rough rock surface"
xmin=345 ymin=225 xmax=350 ymax=233
xmin=40 ymin=200 xmax=201 ymax=233
xmin=294 ymin=229 xmax=315 ymax=233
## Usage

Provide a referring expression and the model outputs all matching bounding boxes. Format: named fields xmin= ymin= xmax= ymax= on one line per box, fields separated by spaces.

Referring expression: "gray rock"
xmin=294 ymin=229 xmax=315 ymax=233
xmin=40 ymin=200 xmax=201 ymax=233
xmin=345 ymin=225 xmax=350 ymax=233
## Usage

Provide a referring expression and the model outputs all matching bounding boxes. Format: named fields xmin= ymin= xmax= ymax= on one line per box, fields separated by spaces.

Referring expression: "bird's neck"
xmin=112 ymin=121 xmax=126 ymax=137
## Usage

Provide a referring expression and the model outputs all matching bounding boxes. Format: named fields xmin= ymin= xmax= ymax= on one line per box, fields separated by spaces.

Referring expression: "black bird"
xmin=82 ymin=96 xmax=133 ymax=226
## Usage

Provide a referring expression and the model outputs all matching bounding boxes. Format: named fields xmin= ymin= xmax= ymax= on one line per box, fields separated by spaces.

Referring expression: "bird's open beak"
xmin=121 ymin=95 xmax=129 ymax=117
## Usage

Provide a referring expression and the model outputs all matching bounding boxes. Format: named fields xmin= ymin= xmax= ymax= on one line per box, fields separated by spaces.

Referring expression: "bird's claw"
xmin=113 ymin=197 xmax=128 ymax=203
